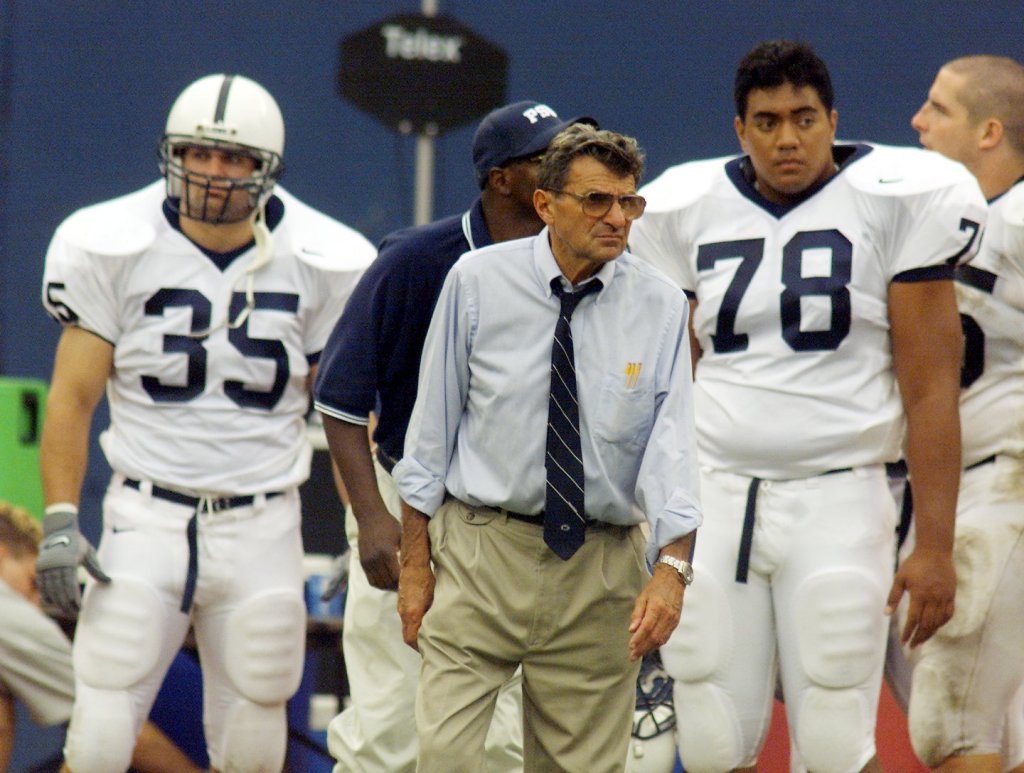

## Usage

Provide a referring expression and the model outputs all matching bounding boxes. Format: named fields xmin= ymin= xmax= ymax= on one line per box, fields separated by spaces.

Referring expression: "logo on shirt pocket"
xmin=593 ymin=373 xmax=654 ymax=448
xmin=624 ymin=361 xmax=643 ymax=389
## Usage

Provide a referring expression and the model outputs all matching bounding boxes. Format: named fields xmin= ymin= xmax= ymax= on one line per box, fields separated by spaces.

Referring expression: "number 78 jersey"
xmin=630 ymin=143 xmax=987 ymax=479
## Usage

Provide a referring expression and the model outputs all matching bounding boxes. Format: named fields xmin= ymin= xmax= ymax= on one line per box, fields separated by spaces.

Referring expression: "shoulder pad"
xmin=55 ymin=184 xmax=160 ymax=258
xmin=641 ymin=155 xmax=735 ymax=212
xmin=274 ymin=187 xmax=376 ymax=272
xmin=843 ymin=144 xmax=977 ymax=197
xmin=1000 ymin=180 xmax=1024 ymax=227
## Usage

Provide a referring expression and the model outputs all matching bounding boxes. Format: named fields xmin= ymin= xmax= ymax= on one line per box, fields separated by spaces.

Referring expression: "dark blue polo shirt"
xmin=313 ymin=199 xmax=493 ymax=465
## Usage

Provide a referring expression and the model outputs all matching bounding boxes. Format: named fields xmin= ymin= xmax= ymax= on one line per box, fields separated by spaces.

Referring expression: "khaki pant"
xmin=416 ymin=499 xmax=646 ymax=773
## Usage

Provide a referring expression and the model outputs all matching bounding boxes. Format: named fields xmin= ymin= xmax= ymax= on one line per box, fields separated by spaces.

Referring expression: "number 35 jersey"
xmin=41 ymin=181 xmax=376 ymax=494
xmin=630 ymin=144 xmax=987 ymax=479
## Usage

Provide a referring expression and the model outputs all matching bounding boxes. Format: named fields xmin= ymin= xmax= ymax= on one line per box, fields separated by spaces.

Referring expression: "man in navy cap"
xmin=313 ymin=101 xmax=593 ymax=772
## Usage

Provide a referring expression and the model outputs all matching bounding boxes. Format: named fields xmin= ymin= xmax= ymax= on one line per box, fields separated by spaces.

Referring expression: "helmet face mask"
xmin=158 ymin=74 xmax=285 ymax=224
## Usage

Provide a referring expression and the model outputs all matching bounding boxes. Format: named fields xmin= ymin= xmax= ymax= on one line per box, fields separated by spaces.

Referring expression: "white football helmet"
xmin=159 ymin=73 xmax=285 ymax=224
xmin=624 ymin=650 xmax=679 ymax=773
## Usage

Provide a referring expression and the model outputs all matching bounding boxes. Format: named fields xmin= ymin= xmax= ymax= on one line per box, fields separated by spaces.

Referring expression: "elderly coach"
xmin=393 ymin=124 xmax=702 ymax=772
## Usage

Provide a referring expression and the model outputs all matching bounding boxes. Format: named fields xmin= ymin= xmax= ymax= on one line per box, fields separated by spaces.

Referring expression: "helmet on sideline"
xmin=158 ymin=73 xmax=285 ymax=223
xmin=624 ymin=650 xmax=678 ymax=773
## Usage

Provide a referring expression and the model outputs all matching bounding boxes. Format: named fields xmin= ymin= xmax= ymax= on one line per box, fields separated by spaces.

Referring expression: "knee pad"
xmin=64 ymin=686 xmax=137 ymax=773
xmin=660 ymin=567 xmax=731 ymax=681
xmin=907 ymin=661 xmax=960 ymax=767
xmin=224 ymin=589 xmax=306 ymax=703
xmin=795 ymin=687 xmax=873 ymax=773
xmin=940 ymin=525 xmax=999 ymax=639
xmin=794 ymin=569 xmax=886 ymax=688
xmin=216 ymin=700 xmax=287 ymax=773
xmin=674 ymin=681 xmax=745 ymax=773
xmin=792 ymin=570 xmax=884 ymax=771
xmin=74 ymin=575 xmax=165 ymax=689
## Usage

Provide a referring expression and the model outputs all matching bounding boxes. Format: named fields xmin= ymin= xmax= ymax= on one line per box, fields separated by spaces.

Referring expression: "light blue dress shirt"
xmin=394 ymin=227 xmax=702 ymax=564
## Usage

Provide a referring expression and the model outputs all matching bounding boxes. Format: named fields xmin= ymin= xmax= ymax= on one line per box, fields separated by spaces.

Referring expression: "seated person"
xmin=0 ymin=500 xmax=202 ymax=773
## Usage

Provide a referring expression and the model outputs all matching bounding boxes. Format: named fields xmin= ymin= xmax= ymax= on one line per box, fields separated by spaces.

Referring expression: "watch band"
xmin=656 ymin=554 xmax=694 ymax=585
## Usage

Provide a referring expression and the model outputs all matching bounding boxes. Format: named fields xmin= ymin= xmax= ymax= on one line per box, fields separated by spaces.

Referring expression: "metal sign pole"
xmin=414 ymin=0 xmax=439 ymax=225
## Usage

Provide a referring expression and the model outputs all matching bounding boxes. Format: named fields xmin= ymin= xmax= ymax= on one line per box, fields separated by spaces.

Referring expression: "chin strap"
xmin=188 ymin=203 xmax=274 ymax=338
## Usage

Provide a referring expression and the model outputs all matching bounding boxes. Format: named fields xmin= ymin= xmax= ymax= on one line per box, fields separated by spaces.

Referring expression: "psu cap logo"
xmin=523 ymin=104 xmax=557 ymax=124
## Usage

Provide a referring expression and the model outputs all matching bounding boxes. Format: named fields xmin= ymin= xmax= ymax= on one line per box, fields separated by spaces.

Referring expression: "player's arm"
xmin=886 ymin=278 xmax=960 ymax=647
xmin=322 ymin=414 xmax=401 ymax=590
xmin=40 ymin=326 xmax=113 ymax=506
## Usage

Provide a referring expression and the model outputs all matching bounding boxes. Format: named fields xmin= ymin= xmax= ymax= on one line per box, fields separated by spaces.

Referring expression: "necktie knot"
xmin=551 ymin=277 xmax=602 ymax=321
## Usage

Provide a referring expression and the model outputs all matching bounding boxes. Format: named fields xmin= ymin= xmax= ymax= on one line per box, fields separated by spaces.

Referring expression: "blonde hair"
xmin=946 ymin=55 xmax=1024 ymax=156
xmin=0 ymin=501 xmax=42 ymax=558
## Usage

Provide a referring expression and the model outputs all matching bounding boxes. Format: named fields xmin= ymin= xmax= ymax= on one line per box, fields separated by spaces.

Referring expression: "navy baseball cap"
xmin=472 ymin=101 xmax=597 ymax=188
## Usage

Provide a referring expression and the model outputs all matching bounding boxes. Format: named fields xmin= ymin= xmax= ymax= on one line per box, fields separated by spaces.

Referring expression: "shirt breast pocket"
xmin=592 ymin=376 xmax=654 ymax=449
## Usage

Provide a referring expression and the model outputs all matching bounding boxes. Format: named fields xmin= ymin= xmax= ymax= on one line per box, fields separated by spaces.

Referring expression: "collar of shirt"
xmin=463 ymin=197 xmax=493 ymax=251
xmin=534 ymin=226 xmax=617 ymax=299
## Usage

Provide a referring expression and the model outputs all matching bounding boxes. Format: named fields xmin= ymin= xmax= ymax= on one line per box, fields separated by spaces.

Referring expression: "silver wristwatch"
xmin=656 ymin=555 xmax=694 ymax=585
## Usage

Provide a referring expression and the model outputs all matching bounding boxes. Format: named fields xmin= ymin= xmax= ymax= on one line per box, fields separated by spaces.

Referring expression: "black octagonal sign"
xmin=338 ymin=13 xmax=508 ymax=135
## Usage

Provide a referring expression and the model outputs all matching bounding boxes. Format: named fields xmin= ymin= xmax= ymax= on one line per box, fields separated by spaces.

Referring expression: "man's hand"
xmin=886 ymin=546 xmax=956 ymax=648
xmin=358 ymin=509 xmax=403 ymax=591
xmin=36 ymin=507 xmax=110 ymax=618
xmin=628 ymin=564 xmax=684 ymax=661
xmin=397 ymin=562 xmax=435 ymax=650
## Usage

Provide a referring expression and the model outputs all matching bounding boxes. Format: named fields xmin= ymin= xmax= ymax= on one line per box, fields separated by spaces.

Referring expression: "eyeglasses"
xmin=544 ymin=189 xmax=646 ymax=220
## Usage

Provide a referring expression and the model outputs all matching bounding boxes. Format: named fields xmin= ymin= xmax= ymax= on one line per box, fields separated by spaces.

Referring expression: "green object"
xmin=0 ymin=377 xmax=48 ymax=521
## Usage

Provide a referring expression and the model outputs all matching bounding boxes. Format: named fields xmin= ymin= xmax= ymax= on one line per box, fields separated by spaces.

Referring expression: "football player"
xmin=894 ymin=54 xmax=1024 ymax=773
xmin=629 ymin=40 xmax=986 ymax=773
xmin=35 ymin=74 xmax=375 ymax=772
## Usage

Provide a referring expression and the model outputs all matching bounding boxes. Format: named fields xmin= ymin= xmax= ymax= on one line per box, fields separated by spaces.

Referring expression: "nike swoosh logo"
xmin=111 ymin=526 xmax=134 ymax=534
xmin=878 ymin=178 xmax=903 ymax=184
xmin=46 ymin=536 xmax=71 ymax=548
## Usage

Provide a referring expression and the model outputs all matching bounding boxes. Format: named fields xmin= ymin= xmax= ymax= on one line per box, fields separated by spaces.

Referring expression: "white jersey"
xmin=42 ymin=181 xmax=376 ymax=494
xmin=631 ymin=143 xmax=987 ymax=478
xmin=957 ymin=179 xmax=1024 ymax=466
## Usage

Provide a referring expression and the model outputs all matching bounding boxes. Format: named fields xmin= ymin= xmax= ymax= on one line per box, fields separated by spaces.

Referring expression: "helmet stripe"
xmin=213 ymin=74 xmax=235 ymax=122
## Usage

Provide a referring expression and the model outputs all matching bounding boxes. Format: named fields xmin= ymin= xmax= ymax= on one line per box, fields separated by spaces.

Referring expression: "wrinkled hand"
xmin=36 ymin=509 xmax=110 ymax=618
xmin=886 ymin=546 xmax=956 ymax=648
xmin=628 ymin=566 xmax=684 ymax=661
xmin=319 ymin=549 xmax=351 ymax=602
xmin=397 ymin=562 xmax=435 ymax=651
xmin=358 ymin=511 xmax=402 ymax=591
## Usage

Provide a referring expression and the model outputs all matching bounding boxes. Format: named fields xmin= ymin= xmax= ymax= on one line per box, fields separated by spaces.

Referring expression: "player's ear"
xmin=979 ymin=117 xmax=1003 ymax=151
xmin=734 ymin=116 xmax=749 ymax=153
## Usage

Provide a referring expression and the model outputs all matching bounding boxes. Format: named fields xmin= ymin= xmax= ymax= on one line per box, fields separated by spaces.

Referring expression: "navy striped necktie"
xmin=545 ymin=276 xmax=602 ymax=559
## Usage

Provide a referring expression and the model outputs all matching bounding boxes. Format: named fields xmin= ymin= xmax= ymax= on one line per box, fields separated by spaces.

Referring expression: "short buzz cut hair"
xmin=944 ymin=55 xmax=1024 ymax=156
xmin=0 ymin=500 xmax=42 ymax=559
xmin=537 ymin=123 xmax=645 ymax=192
xmin=734 ymin=40 xmax=834 ymax=120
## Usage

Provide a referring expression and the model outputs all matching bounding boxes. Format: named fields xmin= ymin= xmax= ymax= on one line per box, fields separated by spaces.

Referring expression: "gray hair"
xmin=538 ymin=124 xmax=645 ymax=191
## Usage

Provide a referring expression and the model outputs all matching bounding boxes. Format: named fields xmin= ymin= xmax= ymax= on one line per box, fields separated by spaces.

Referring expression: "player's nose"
xmin=910 ymin=105 xmax=927 ymax=133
